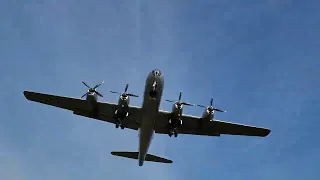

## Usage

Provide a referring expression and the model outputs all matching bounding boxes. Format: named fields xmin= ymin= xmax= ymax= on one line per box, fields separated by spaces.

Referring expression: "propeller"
xmin=110 ymin=84 xmax=139 ymax=97
xmin=165 ymin=91 xmax=194 ymax=106
xmin=197 ymin=97 xmax=226 ymax=112
xmin=81 ymin=80 xmax=104 ymax=98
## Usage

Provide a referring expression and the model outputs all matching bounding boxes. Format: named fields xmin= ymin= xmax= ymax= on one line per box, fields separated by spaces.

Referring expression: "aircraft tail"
xmin=111 ymin=151 xmax=172 ymax=165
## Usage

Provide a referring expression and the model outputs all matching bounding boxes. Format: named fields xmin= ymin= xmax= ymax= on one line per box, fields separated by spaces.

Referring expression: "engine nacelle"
xmin=85 ymin=92 xmax=98 ymax=110
xmin=168 ymin=117 xmax=182 ymax=137
xmin=169 ymin=118 xmax=182 ymax=127
xmin=115 ymin=108 xmax=129 ymax=119
xmin=168 ymin=103 xmax=184 ymax=127
xmin=172 ymin=103 xmax=183 ymax=116
xmin=86 ymin=92 xmax=98 ymax=102
xmin=202 ymin=108 xmax=214 ymax=121
xmin=115 ymin=94 xmax=130 ymax=119
xmin=118 ymin=94 xmax=130 ymax=106
xmin=167 ymin=104 xmax=184 ymax=137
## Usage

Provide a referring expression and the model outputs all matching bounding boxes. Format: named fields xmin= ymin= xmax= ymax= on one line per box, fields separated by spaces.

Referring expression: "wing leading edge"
xmin=155 ymin=111 xmax=270 ymax=137
xmin=23 ymin=91 xmax=140 ymax=130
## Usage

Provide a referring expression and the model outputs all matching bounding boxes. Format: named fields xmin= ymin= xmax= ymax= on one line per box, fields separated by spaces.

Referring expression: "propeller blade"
xmin=197 ymin=104 xmax=206 ymax=108
xmin=181 ymin=102 xmax=194 ymax=106
xmin=95 ymin=91 xmax=103 ymax=97
xmin=82 ymin=81 xmax=91 ymax=89
xmin=178 ymin=91 xmax=182 ymax=101
xmin=124 ymin=84 xmax=129 ymax=92
xmin=127 ymin=93 xmax=139 ymax=97
xmin=165 ymin=100 xmax=175 ymax=103
xmin=213 ymin=108 xmax=226 ymax=112
xmin=81 ymin=92 xmax=88 ymax=98
xmin=93 ymin=80 xmax=104 ymax=89
xmin=110 ymin=91 xmax=121 ymax=94
xmin=196 ymin=97 xmax=226 ymax=112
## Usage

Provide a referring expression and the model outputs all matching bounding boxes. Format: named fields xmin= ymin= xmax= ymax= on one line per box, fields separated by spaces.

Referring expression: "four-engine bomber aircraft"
xmin=23 ymin=69 xmax=270 ymax=166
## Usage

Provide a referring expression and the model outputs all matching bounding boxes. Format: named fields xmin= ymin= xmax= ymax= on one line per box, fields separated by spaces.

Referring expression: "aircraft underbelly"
xmin=138 ymin=99 xmax=158 ymax=165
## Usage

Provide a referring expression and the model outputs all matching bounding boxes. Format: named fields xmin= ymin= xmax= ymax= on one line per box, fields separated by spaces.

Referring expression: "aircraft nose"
xmin=152 ymin=69 xmax=162 ymax=76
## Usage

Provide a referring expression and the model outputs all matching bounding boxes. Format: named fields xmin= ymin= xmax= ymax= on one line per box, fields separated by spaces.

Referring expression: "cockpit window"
xmin=152 ymin=69 xmax=161 ymax=76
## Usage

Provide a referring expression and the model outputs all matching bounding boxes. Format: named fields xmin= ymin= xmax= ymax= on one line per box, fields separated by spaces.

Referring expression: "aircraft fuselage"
xmin=138 ymin=70 xmax=164 ymax=166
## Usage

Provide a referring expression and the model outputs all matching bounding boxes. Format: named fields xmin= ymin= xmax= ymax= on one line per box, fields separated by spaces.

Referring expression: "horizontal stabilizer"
xmin=111 ymin=151 xmax=172 ymax=164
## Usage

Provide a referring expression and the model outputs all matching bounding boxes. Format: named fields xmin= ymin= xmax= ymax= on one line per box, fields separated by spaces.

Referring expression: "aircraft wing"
xmin=155 ymin=110 xmax=270 ymax=137
xmin=23 ymin=91 xmax=140 ymax=130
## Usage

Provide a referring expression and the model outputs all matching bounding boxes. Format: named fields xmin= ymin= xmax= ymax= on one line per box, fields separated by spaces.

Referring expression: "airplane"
xmin=23 ymin=69 xmax=271 ymax=166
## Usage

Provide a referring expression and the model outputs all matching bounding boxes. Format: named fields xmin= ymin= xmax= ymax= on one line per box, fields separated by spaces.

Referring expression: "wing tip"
xmin=23 ymin=90 xmax=37 ymax=101
xmin=23 ymin=91 xmax=31 ymax=100
xmin=166 ymin=159 xmax=173 ymax=163
xmin=262 ymin=128 xmax=271 ymax=137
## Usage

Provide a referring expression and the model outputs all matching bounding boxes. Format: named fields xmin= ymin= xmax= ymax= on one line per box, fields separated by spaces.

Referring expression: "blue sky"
xmin=1 ymin=0 xmax=319 ymax=179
